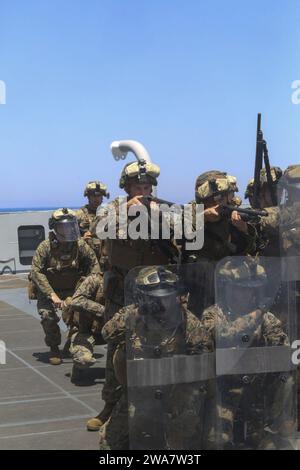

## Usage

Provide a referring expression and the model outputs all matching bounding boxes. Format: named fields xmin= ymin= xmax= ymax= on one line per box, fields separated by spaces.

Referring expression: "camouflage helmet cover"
xmin=279 ymin=165 xmax=300 ymax=190
xmin=218 ymin=257 xmax=267 ymax=288
xmin=245 ymin=166 xmax=283 ymax=199
xmin=195 ymin=170 xmax=238 ymax=202
xmin=84 ymin=181 xmax=108 ymax=198
xmin=119 ymin=160 xmax=160 ymax=189
xmin=49 ymin=208 xmax=77 ymax=229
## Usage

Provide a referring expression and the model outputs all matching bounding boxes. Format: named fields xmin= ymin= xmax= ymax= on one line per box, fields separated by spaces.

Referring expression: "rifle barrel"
xmin=253 ymin=113 xmax=263 ymax=209
xmin=223 ymin=204 xmax=268 ymax=218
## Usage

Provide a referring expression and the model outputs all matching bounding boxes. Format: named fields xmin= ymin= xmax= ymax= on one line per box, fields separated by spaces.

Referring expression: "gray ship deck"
xmin=0 ymin=275 xmax=299 ymax=450
xmin=0 ymin=275 xmax=105 ymax=450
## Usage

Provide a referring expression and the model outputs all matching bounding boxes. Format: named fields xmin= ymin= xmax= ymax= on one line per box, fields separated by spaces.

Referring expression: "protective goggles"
xmin=136 ymin=269 xmax=178 ymax=287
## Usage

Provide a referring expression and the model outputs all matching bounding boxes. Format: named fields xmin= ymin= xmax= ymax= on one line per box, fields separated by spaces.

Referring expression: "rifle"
xmin=253 ymin=113 xmax=277 ymax=208
xmin=140 ymin=195 xmax=184 ymax=210
xmin=220 ymin=204 xmax=268 ymax=223
xmin=137 ymin=195 xmax=182 ymax=264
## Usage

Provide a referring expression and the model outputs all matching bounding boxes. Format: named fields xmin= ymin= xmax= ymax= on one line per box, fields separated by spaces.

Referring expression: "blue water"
xmin=0 ymin=207 xmax=55 ymax=212
xmin=0 ymin=207 xmax=79 ymax=213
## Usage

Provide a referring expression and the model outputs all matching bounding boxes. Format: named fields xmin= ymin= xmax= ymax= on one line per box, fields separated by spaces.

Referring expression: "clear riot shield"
xmin=215 ymin=256 xmax=297 ymax=450
xmin=279 ymin=176 xmax=300 ymax=440
xmin=125 ymin=263 xmax=216 ymax=450
xmin=183 ymin=259 xmax=216 ymax=319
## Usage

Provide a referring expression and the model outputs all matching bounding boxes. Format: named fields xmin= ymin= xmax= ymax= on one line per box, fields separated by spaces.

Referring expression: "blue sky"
xmin=1 ymin=0 xmax=300 ymax=208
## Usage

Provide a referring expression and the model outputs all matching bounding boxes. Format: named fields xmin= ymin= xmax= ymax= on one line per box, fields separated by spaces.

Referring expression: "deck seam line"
xmin=0 ymin=427 xmax=86 ymax=440
xmin=0 ymin=414 xmax=92 ymax=429
xmin=7 ymin=349 xmax=98 ymax=415
xmin=0 ymin=392 xmax=100 ymax=406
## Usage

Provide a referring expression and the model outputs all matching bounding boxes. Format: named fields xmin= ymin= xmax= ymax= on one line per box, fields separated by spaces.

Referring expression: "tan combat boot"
xmin=49 ymin=347 xmax=62 ymax=365
xmin=86 ymin=403 xmax=114 ymax=431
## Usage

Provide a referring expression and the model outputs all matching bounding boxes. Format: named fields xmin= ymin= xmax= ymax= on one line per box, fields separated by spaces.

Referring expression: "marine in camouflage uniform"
xmin=66 ymin=273 xmax=105 ymax=383
xmin=76 ymin=181 xmax=109 ymax=264
xmin=183 ymin=171 xmax=257 ymax=318
xmin=201 ymin=258 xmax=294 ymax=449
xmin=88 ymin=160 xmax=179 ymax=431
xmin=99 ymin=266 xmax=214 ymax=450
xmin=30 ymin=209 xmax=100 ymax=365
xmin=245 ymin=166 xmax=282 ymax=256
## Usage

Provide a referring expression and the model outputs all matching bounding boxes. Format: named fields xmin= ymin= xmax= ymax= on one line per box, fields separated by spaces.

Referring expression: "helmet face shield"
xmin=138 ymin=289 xmax=181 ymax=328
xmin=54 ymin=219 xmax=80 ymax=242
xmin=224 ymin=284 xmax=260 ymax=315
xmin=216 ymin=257 xmax=280 ymax=316
xmin=131 ymin=266 xmax=182 ymax=326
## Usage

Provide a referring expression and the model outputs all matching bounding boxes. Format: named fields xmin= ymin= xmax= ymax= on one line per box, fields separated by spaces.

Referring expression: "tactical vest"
xmin=78 ymin=205 xmax=96 ymax=229
xmin=103 ymin=196 xmax=174 ymax=305
xmin=187 ymin=201 xmax=234 ymax=261
xmin=196 ymin=219 xmax=233 ymax=261
xmin=79 ymin=206 xmax=103 ymax=262
xmin=104 ymin=239 xmax=171 ymax=307
xmin=106 ymin=238 xmax=170 ymax=271
xmin=45 ymin=236 xmax=82 ymax=291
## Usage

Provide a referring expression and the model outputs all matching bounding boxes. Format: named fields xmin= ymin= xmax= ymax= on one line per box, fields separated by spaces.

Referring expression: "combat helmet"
xmin=134 ymin=266 xmax=181 ymax=322
xmin=135 ymin=266 xmax=179 ymax=297
xmin=84 ymin=181 xmax=109 ymax=198
xmin=279 ymin=165 xmax=300 ymax=190
xmin=276 ymin=165 xmax=300 ymax=207
xmin=195 ymin=170 xmax=238 ymax=203
xmin=119 ymin=159 xmax=160 ymax=189
xmin=217 ymin=257 xmax=268 ymax=314
xmin=245 ymin=166 xmax=282 ymax=199
xmin=48 ymin=208 xmax=80 ymax=242
xmin=218 ymin=257 xmax=267 ymax=288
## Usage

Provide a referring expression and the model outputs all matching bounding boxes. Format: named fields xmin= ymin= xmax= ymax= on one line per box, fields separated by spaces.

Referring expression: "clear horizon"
xmin=1 ymin=0 xmax=300 ymax=207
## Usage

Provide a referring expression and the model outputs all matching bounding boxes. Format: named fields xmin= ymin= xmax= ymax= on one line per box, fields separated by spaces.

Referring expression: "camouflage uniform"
xmin=201 ymin=258 xmax=293 ymax=449
xmin=31 ymin=209 xmax=100 ymax=359
xmin=99 ymin=286 xmax=213 ymax=449
xmin=76 ymin=181 xmax=109 ymax=264
xmin=245 ymin=167 xmax=282 ymax=256
xmin=76 ymin=204 xmax=97 ymax=230
xmin=183 ymin=171 xmax=256 ymax=318
xmin=89 ymin=160 xmax=178 ymax=431
xmin=68 ymin=273 xmax=105 ymax=377
xmin=256 ymin=206 xmax=280 ymax=256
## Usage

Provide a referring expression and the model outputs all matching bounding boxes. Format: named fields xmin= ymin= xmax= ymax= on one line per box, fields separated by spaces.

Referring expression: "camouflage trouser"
xmin=99 ymin=383 xmax=210 ymax=450
xmin=102 ymin=299 xmax=123 ymax=407
xmin=37 ymin=290 xmax=73 ymax=348
xmin=214 ymin=375 xmax=295 ymax=449
xmin=69 ymin=312 xmax=103 ymax=369
xmin=70 ymin=332 xmax=96 ymax=369
xmin=99 ymin=391 xmax=129 ymax=450
xmin=214 ymin=400 xmax=266 ymax=449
